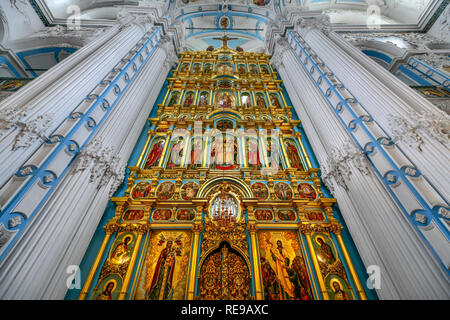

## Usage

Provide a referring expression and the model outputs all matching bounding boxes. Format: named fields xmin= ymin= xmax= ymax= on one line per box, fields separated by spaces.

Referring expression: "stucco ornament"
xmin=75 ymin=138 xmax=126 ymax=196
xmin=388 ymin=112 xmax=450 ymax=151
xmin=321 ymin=140 xmax=371 ymax=192
xmin=0 ymin=106 xmax=53 ymax=150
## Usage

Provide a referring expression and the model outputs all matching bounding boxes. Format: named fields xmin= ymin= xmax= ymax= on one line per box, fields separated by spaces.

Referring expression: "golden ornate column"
xmin=331 ymin=224 xmax=368 ymax=300
xmin=301 ymin=224 xmax=330 ymax=300
xmin=78 ymin=222 xmax=118 ymax=300
xmin=187 ymin=216 xmax=203 ymax=300
xmin=247 ymin=206 xmax=263 ymax=300
xmin=118 ymin=222 xmax=150 ymax=300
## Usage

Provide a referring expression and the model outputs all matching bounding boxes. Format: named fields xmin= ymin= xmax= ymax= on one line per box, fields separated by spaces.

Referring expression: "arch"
xmin=198 ymin=240 xmax=251 ymax=276
xmin=197 ymin=176 xmax=252 ymax=198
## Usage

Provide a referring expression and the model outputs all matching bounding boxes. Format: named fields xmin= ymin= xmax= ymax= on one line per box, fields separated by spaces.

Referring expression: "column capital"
xmin=159 ymin=35 xmax=179 ymax=70
xmin=295 ymin=15 xmax=331 ymax=37
xmin=270 ymin=35 xmax=291 ymax=70
xmin=116 ymin=9 xmax=155 ymax=33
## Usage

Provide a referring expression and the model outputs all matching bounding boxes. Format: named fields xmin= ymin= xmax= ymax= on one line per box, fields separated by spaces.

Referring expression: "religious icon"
xmin=270 ymin=93 xmax=282 ymax=108
xmin=255 ymin=209 xmax=273 ymax=221
xmin=247 ymin=138 xmax=262 ymax=169
xmin=166 ymin=138 xmax=184 ymax=169
xmin=204 ymin=63 xmax=212 ymax=73
xmin=238 ymin=64 xmax=246 ymax=74
xmin=298 ymin=183 xmax=317 ymax=201
xmin=95 ymin=281 xmax=115 ymax=300
xmin=259 ymin=231 xmax=313 ymax=300
xmin=274 ymin=182 xmax=293 ymax=201
xmin=277 ymin=210 xmax=297 ymax=221
xmin=110 ymin=234 xmax=134 ymax=265
xmin=198 ymin=92 xmax=209 ymax=106
xmin=241 ymin=93 xmax=251 ymax=107
xmin=167 ymin=92 xmax=179 ymax=106
xmin=141 ymin=232 xmax=191 ymax=300
xmin=285 ymin=140 xmax=304 ymax=170
xmin=251 ymin=182 xmax=269 ymax=200
xmin=209 ymin=137 xmax=220 ymax=167
xmin=253 ymin=0 xmax=270 ymax=6
xmin=192 ymin=63 xmax=201 ymax=73
xmin=123 ymin=209 xmax=144 ymax=221
xmin=180 ymin=63 xmax=189 ymax=73
xmin=305 ymin=210 xmax=325 ymax=221
xmin=176 ymin=209 xmax=195 ymax=221
xmin=216 ymin=91 xmax=235 ymax=108
xmin=180 ymin=181 xmax=199 ymax=200
xmin=314 ymin=235 xmax=336 ymax=265
xmin=156 ymin=182 xmax=175 ymax=200
xmin=152 ymin=209 xmax=172 ymax=221
xmin=260 ymin=65 xmax=270 ymax=74
xmin=188 ymin=139 xmax=203 ymax=169
xmin=131 ymin=181 xmax=152 ymax=199
xmin=330 ymin=279 xmax=352 ymax=300
xmin=255 ymin=93 xmax=267 ymax=108
xmin=183 ymin=92 xmax=194 ymax=108
xmin=266 ymin=137 xmax=281 ymax=170
xmin=220 ymin=16 xmax=230 ymax=29
xmin=217 ymin=63 xmax=233 ymax=74
xmin=249 ymin=64 xmax=258 ymax=74
xmin=145 ymin=139 xmax=165 ymax=168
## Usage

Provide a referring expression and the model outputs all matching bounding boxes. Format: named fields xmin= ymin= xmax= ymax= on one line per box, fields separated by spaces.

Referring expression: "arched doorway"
xmin=198 ymin=242 xmax=251 ymax=300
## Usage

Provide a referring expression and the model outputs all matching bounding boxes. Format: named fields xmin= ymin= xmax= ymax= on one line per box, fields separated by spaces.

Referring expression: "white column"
xmin=0 ymin=34 xmax=177 ymax=299
xmin=298 ymin=23 xmax=450 ymax=203
xmin=0 ymin=13 xmax=154 ymax=188
xmin=271 ymin=35 xmax=450 ymax=299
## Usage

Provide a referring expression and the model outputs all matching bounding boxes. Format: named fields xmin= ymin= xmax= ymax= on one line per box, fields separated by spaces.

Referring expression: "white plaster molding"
xmin=0 ymin=105 xmax=53 ymax=150
xmin=270 ymin=36 xmax=290 ymax=70
xmin=321 ymin=140 xmax=371 ymax=193
xmin=158 ymin=35 xmax=179 ymax=69
xmin=340 ymin=31 xmax=445 ymax=51
xmin=116 ymin=9 xmax=154 ymax=33
xmin=74 ymin=138 xmax=126 ymax=197
xmin=295 ymin=15 xmax=332 ymax=37
xmin=388 ymin=111 xmax=450 ymax=151
xmin=433 ymin=100 xmax=450 ymax=114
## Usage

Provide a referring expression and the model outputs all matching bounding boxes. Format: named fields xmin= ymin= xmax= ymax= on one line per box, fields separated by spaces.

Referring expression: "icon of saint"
xmin=146 ymin=240 xmax=177 ymax=300
xmin=285 ymin=141 xmax=304 ymax=170
xmin=110 ymin=236 xmax=132 ymax=264
xmin=146 ymin=140 xmax=164 ymax=168
xmin=96 ymin=282 xmax=114 ymax=300
xmin=316 ymin=237 xmax=336 ymax=265
xmin=332 ymin=281 xmax=350 ymax=300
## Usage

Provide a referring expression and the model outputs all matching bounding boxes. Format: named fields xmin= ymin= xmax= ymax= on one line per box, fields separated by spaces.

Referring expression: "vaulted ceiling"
xmin=20 ymin=0 xmax=450 ymax=52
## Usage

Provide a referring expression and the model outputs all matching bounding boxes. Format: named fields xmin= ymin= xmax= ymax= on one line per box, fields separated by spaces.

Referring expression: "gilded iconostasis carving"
xmin=78 ymin=39 xmax=368 ymax=301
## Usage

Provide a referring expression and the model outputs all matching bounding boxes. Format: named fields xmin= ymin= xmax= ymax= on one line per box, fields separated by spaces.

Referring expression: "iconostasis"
xmin=76 ymin=41 xmax=369 ymax=301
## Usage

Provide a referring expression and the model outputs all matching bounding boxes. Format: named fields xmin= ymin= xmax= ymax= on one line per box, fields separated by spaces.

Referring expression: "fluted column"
xmin=270 ymin=34 xmax=450 ymax=299
xmin=0 ymin=31 xmax=178 ymax=299
xmin=298 ymin=21 xmax=450 ymax=202
xmin=0 ymin=12 xmax=155 ymax=188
